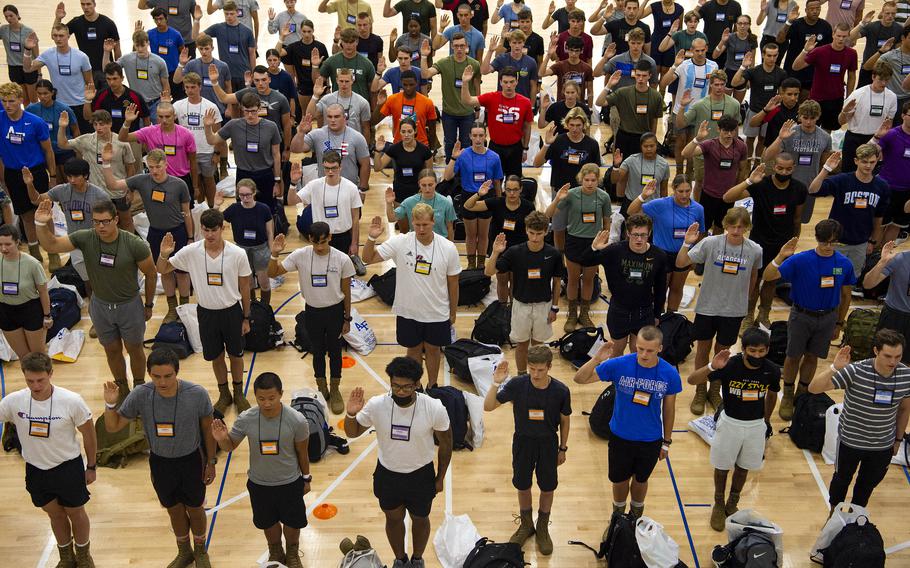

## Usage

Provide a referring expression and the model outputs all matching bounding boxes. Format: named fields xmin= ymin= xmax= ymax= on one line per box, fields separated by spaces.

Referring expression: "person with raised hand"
xmin=540 ymin=35 xmax=594 ymax=109
xmin=598 ymin=58 xmax=663 ymax=160
xmin=792 ymin=22 xmax=857 ymax=132
xmin=385 ymin=169 xmax=456 ymax=239
xmin=372 ymin=71 xmax=438 ymax=149
xmin=318 ymin=27 xmax=376 ymax=101
xmin=0 ymin=5 xmax=40 ymax=104
xmin=194 ymin=1 xmax=257 ymax=85
xmin=374 ymin=121 xmax=434 ymax=218
xmin=841 ymin=61 xmax=896 ymax=173
xmin=611 ymin=132 xmax=670 ymax=215
xmin=732 ymin=42 xmax=788 ymax=165
xmin=318 ymin=0 xmax=373 ymax=30
xmin=851 ymin=2 xmax=902 ymax=88
xmin=863 ymin=241 xmax=910 ymax=364
xmin=712 ymin=15 xmax=757 ymax=102
xmin=0 ymin=224 xmax=51 ymax=358
xmin=104 ymin=29 xmax=170 ymax=123
xmin=54 ymin=0 xmax=120 ymax=91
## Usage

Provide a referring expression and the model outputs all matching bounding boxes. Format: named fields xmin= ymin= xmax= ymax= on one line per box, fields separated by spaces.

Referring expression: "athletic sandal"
xmin=213 ymin=384 xmax=232 ymax=415
xmin=710 ymin=501 xmax=727 ymax=532
xmin=165 ymin=540 xmax=194 ymax=568
xmin=690 ymin=383 xmax=707 ymax=415
xmin=267 ymin=543 xmax=286 ymax=564
xmin=54 ymin=541 xmax=76 ymax=568
xmin=509 ymin=510 xmax=536 ymax=545
xmin=779 ymin=383 xmax=795 ymax=421
xmin=74 ymin=542 xmax=95 ymax=568
xmin=535 ymin=512 xmax=553 ymax=556
xmin=193 ymin=542 xmax=212 ymax=568
xmin=285 ymin=543 xmax=303 ymax=568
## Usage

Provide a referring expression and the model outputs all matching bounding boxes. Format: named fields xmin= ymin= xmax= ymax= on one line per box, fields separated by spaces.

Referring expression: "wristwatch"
xmin=86 ymin=464 xmax=96 ymax=471
xmin=550 ymin=306 xmax=559 ymax=313
xmin=208 ymin=457 xmax=218 ymax=465
xmin=558 ymin=446 xmax=568 ymax=452
xmin=145 ymin=302 xmax=154 ymax=309
xmin=302 ymin=474 xmax=313 ymax=482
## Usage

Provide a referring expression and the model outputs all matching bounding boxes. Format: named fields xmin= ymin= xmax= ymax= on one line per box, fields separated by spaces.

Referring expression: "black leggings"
xmin=828 ymin=441 xmax=893 ymax=507
xmin=305 ymin=301 xmax=344 ymax=379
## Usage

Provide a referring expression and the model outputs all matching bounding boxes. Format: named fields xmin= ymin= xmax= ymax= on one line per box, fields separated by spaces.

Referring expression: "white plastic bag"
xmin=175 ymin=303 xmax=204 ymax=354
xmin=726 ymin=509 xmax=783 ymax=560
xmin=133 ymin=211 xmax=150 ymax=239
xmin=48 ymin=329 xmax=85 ymax=363
xmin=350 ymin=278 xmax=376 ymax=302
xmin=892 ymin=435 xmax=909 ymax=466
xmin=190 ymin=202 xmax=210 ymax=241
xmin=466 ymin=349 xmax=503 ymax=398
xmin=688 ymin=415 xmax=717 ymax=446
xmin=433 ymin=513 xmax=481 ymax=568
xmin=462 ymin=391 xmax=485 ymax=449
xmin=343 ymin=308 xmax=376 ymax=355
xmin=810 ymin=502 xmax=870 ymax=563
xmin=0 ymin=332 xmax=19 ymax=361
xmin=608 ymin=211 xmax=625 ymax=245
xmin=52 ymin=202 xmax=67 ymax=237
xmin=635 ymin=516 xmax=680 ymax=568
xmin=822 ymin=403 xmax=843 ymax=465
xmin=216 ymin=175 xmax=236 ymax=197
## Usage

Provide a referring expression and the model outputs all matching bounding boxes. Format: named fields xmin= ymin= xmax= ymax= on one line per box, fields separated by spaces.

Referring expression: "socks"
xmin=58 ymin=540 xmax=73 ymax=548
xmin=179 ymin=295 xmax=190 ymax=305
xmin=176 ymin=534 xmax=190 ymax=543
xmin=75 ymin=541 xmax=89 ymax=548
xmin=630 ymin=500 xmax=644 ymax=508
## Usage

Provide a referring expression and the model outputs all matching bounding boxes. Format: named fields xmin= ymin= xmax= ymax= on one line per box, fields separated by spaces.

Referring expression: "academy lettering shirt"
xmin=0 ymin=110 xmax=49 ymax=168
xmin=595 ymin=353 xmax=682 ymax=442
xmin=777 ymin=249 xmax=856 ymax=310
xmin=708 ymin=354 xmax=781 ymax=421
xmin=815 ymin=173 xmax=889 ymax=245
xmin=687 ymin=235 xmax=763 ymax=317
xmin=477 ymin=91 xmax=533 ymax=146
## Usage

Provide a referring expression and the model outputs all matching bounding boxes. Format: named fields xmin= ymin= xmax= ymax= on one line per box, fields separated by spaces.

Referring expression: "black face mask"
xmin=774 ymin=173 xmax=792 ymax=183
xmin=745 ymin=355 xmax=764 ymax=367
xmin=391 ymin=393 xmax=415 ymax=407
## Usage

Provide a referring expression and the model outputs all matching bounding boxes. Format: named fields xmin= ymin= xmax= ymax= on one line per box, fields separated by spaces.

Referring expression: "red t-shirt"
xmin=477 ymin=91 xmax=533 ymax=146
xmin=805 ymin=44 xmax=857 ymax=101
xmin=700 ymin=138 xmax=748 ymax=198
xmin=556 ymin=32 xmax=594 ymax=64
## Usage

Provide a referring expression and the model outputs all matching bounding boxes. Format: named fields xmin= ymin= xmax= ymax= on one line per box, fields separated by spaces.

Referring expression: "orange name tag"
xmin=582 ymin=212 xmax=596 ymax=223
xmin=71 ymin=209 xmax=84 ymax=221
xmin=528 ymin=409 xmax=545 ymax=421
xmin=722 ymin=261 xmax=739 ymax=274
xmin=260 ymin=440 xmax=279 ymax=455
xmin=151 ymin=190 xmax=166 ymax=202
xmin=711 ymin=110 xmax=722 ymax=120
xmin=163 ymin=145 xmax=176 ymax=156
xmin=636 ymin=104 xmax=648 ymax=114
xmin=742 ymin=390 xmax=759 ymax=401
xmin=527 ymin=268 xmax=541 ymax=279
xmin=855 ymin=197 xmax=868 ymax=209
xmin=156 ymin=422 xmax=174 ymax=437
xmin=207 ymin=273 xmax=223 ymax=286
xmin=820 ymin=275 xmax=835 ymax=288
xmin=503 ymin=219 xmax=516 ymax=230
xmin=28 ymin=420 xmax=50 ymax=438
xmin=567 ymin=154 xmax=580 ymax=164
xmin=632 ymin=390 xmax=651 ymax=405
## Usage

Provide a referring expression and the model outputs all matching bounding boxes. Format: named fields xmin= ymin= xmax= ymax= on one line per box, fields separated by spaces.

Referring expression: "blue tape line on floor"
xmin=205 ymin=292 xmax=300 ymax=550
xmin=903 ymin=465 xmax=910 ymax=486
xmin=667 ymin=457 xmax=700 ymax=568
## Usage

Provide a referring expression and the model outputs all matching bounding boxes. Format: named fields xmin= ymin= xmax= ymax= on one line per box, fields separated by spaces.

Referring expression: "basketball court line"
xmin=666 ymin=456 xmax=701 ymax=568
xmin=36 ymin=531 xmax=55 ymax=568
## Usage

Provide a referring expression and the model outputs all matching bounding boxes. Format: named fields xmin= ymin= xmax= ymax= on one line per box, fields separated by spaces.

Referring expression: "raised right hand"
xmin=880 ymin=240 xmax=898 ymax=264
xmin=208 ymin=63 xmax=220 ymax=83
xmin=749 ymin=163 xmax=765 ymax=184
xmin=779 ymin=119 xmax=797 ymax=139
xmin=34 ymin=199 xmax=54 ymax=225
xmin=368 ymin=215 xmax=385 ymax=239
xmin=159 ymin=232 xmax=176 ymax=257
xmin=451 ymin=140 xmax=463 ymax=158
xmin=684 ymin=222 xmax=700 ymax=245
xmin=346 ymin=387 xmax=365 ymax=416
xmin=492 ymin=232 xmax=507 ymax=254
xmin=592 ymin=230 xmax=610 ymax=251
xmin=58 ymin=111 xmax=70 ymax=128
xmin=102 ymin=381 xmax=120 ymax=405
xmin=211 ymin=419 xmax=229 ymax=442
xmin=270 ymin=233 xmax=286 ymax=255
xmin=711 ymin=349 xmax=731 ymax=370
xmin=555 ymin=183 xmax=570 ymax=201
xmin=384 ymin=187 xmax=396 ymax=205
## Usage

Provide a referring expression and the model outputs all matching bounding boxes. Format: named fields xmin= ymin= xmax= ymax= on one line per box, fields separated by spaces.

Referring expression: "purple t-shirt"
xmin=877 ymin=126 xmax=910 ymax=192
xmin=133 ymin=124 xmax=197 ymax=177
xmin=700 ymin=138 xmax=748 ymax=199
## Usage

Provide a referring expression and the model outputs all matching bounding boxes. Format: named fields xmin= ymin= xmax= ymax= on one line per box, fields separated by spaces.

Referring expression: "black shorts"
xmin=607 ymin=435 xmax=662 ymax=483
xmin=488 ymin=140 xmax=523 ymax=178
xmin=885 ymin=190 xmax=910 ymax=228
xmin=396 ymin=316 xmax=451 ymax=348
xmin=818 ymin=98 xmax=843 ymax=132
xmin=247 ymin=477 xmax=308 ymax=530
xmin=725 ymin=69 xmax=745 ymax=90
xmin=658 ymin=247 xmax=690 ymax=272
xmin=373 ymin=461 xmax=436 ymax=517
xmin=149 ymin=450 xmax=206 ymax=508
xmin=112 ymin=195 xmax=132 ymax=212
xmin=692 ymin=313 xmax=743 ymax=346
xmin=699 ymin=193 xmax=733 ymax=232
xmin=564 ymin=234 xmax=595 ymax=264
xmin=4 ymin=164 xmax=48 ymax=215
xmin=297 ymin=80 xmax=314 ymax=97
xmin=198 ymin=303 xmax=245 ymax=360
xmin=179 ymin=173 xmax=195 ymax=194
xmin=460 ymin=190 xmax=492 ymax=220
xmin=147 ymin=224 xmax=189 ymax=268
xmin=330 ymin=229 xmax=352 ymax=255
xmin=8 ymin=64 xmax=38 ymax=85
xmin=752 ymin=238 xmax=785 ymax=274
xmin=512 ymin=434 xmax=559 ymax=491
xmin=55 ymin=149 xmax=76 ymax=168
xmin=0 ymin=298 xmax=44 ymax=331
xmin=607 ymin=304 xmax=654 ymax=340
xmin=25 ymin=456 xmax=90 ymax=508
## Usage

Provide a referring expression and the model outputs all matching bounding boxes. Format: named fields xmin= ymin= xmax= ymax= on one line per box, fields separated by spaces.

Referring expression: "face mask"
xmin=774 ymin=173 xmax=792 ymax=183
xmin=391 ymin=393 xmax=414 ymax=407
xmin=745 ymin=355 xmax=764 ymax=367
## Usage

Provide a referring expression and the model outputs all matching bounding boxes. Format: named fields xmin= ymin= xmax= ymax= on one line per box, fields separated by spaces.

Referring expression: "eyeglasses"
xmin=92 ymin=218 xmax=115 ymax=226
xmin=629 ymin=232 xmax=650 ymax=240
xmin=242 ymin=108 xmax=260 ymax=114
xmin=238 ymin=192 xmax=254 ymax=198
xmin=390 ymin=382 xmax=418 ymax=393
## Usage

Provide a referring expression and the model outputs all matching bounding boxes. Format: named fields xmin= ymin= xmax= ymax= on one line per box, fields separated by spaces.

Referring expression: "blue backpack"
xmin=46 ymin=287 xmax=81 ymax=341
xmin=144 ymin=321 xmax=193 ymax=359
xmin=426 ymin=386 xmax=472 ymax=450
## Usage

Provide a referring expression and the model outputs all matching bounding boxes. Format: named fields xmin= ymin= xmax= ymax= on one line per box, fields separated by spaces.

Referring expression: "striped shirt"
xmin=832 ymin=359 xmax=910 ymax=451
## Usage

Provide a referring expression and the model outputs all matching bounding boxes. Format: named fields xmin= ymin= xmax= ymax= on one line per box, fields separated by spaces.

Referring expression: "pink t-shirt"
xmin=805 ymin=45 xmax=858 ymax=102
xmin=700 ymin=138 xmax=748 ymax=199
xmin=134 ymin=124 xmax=197 ymax=176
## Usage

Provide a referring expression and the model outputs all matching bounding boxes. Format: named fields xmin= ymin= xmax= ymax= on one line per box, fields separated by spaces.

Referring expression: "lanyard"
xmin=204 ymin=245 xmax=226 ymax=286
xmin=258 ymin=406 xmax=283 ymax=454
xmin=0 ymin=254 xmax=21 ymax=284
xmin=389 ymin=395 xmax=419 ymax=439
xmin=580 ymin=189 xmax=600 ymax=216
xmin=55 ymin=49 xmax=72 ymax=70
xmin=99 ymin=232 xmax=122 ymax=259
xmin=245 ymin=121 xmax=262 ymax=145
xmin=413 ymin=233 xmax=437 ymax=264
xmin=28 ymin=390 xmax=53 ymax=431
xmin=323 ymin=178 xmax=341 ymax=209
xmin=309 ymin=247 xmax=331 ymax=275
xmin=151 ymin=385 xmax=179 ymax=429
xmin=640 ymin=155 xmax=655 ymax=178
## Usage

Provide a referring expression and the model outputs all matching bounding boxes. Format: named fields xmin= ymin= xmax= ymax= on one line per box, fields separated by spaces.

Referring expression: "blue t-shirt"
xmin=778 ymin=249 xmax=857 ymax=310
xmin=0 ymin=110 xmax=50 ymax=168
xmin=815 ymin=173 xmax=889 ymax=246
xmin=382 ymin=66 xmax=425 ymax=93
xmin=35 ymin=47 xmax=92 ymax=106
xmin=453 ymin=148 xmax=504 ymax=193
xmin=148 ymin=27 xmax=185 ymax=72
xmin=25 ymin=102 xmax=76 ymax=153
xmin=595 ymin=353 xmax=682 ymax=442
xmin=491 ymin=53 xmax=538 ymax=99
xmin=204 ymin=23 xmax=256 ymax=74
xmin=223 ymin=202 xmax=272 ymax=246
xmin=442 ymin=26 xmax=486 ymax=59
xmin=497 ymin=4 xmax=524 ymax=29
xmin=642 ymin=197 xmax=706 ymax=253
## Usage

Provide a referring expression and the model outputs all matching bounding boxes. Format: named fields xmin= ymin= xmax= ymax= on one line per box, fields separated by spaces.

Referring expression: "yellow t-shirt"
xmin=326 ymin=0 xmax=373 ymax=29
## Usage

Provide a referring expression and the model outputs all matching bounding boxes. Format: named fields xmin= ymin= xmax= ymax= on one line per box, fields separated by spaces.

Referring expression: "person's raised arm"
xmin=419 ymin=39 xmax=439 ymax=79
xmin=101 ymin=143 xmax=130 ymax=194
xmin=791 ymin=34 xmax=817 ymax=71
xmin=56 ymin=111 xmax=73 ymax=150
xmin=681 ymin=118 xmax=707 ymax=159
xmin=460 ymin=64 xmax=479 ymax=106
xmin=33 ymin=199 xmax=74 ymax=254
xmin=573 ymin=341 xmax=614 ymax=384
xmin=688 ymin=349 xmax=730 ymax=385
xmin=210 ymin=418 xmax=241 ymax=452
xmin=209 ymin=64 xmax=238 ymax=105
xmin=101 ymin=382 xmax=131 ymax=432
xmin=22 ymin=168 xmax=45 ymax=205
xmin=808 ymin=151 xmax=841 ymax=194
xmin=485 ymin=231 xmax=506 ymax=276
xmin=724 ymin=163 xmax=763 ymax=203
xmin=864 ymin=240 xmax=898 ymax=289
xmin=483 ymin=361 xmax=510 ymax=410
xmin=776 ymin=5 xmax=799 ymax=45
xmin=343 ymin=387 xmax=371 ymax=438
xmin=117 ymin=104 xmax=140 ymax=143
xmin=443 ymin=141 xmax=463 ymax=180
xmin=22 ymin=32 xmax=43 ymax=73
xmin=731 ymin=51 xmax=753 ymax=89
xmin=762 ymin=235 xmax=798 ymax=281
xmin=202 ymin=108 xmax=225 ymax=147
xmin=675 ymin=222 xmax=700 ymax=268
xmin=361 ymin=215 xmax=387 ymax=264
xmin=266 ymin=233 xmax=289 ymax=277
xmin=544 ymin=183 xmax=570 ymax=218
xmin=762 ymin=118 xmax=795 ymax=162
xmin=659 ymin=20 xmax=679 ymax=53
xmin=533 ymin=124 xmax=557 ymax=167
xmin=809 ymin=345 xmax=850 ymax=393
xmin=660 ymin=48 xmax=686 ymax=90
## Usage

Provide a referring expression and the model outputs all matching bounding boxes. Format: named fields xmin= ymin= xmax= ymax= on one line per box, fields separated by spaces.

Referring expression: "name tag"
xmin=855 ymin=197 xmax=868 ymax=209
xmin=246 ymin=141 xmax=259 ymax=152
xmin=28 ymin=420 xmax=50 ymax=438
xmin=257 ymin=106 xmax=268 ymax=117
xmin=203 ymin=77 xmax=213 ymax=86
xmin=734 ymin=52 xmax=745 ymax=61
xmin=527 ymin=267 xmax=541 ymax=279
xmin=641 ymin=174 xmax=654 ymax=186
xmin=693 ymin=77 xmax=706 ymax=89
xmin=722 ymin=260 xmax=740 ymax=274
xmin=904 ymin=147 xmax=910 ymax=159
xmin=1 ymin=281 xmax=18 ymax=295
xmin=636 ymin=104 xmax=648 ymax=114
xmin=96 ymin=153 xmax=103 ymax=164
xmin=840 ymin=0 xmax=852 ymax=8
xmin=311 ymin=274 xmax=328 ymax=287
xmin=455 ymin=78 xmax=463 ymax=88
xmin=289 ymin=23 xmax=297 ymax=33
xmin=151 ymin=190 xmax=166 ymax=202
xmin=673 ymin=228 xmax=686 ymax=239
xmin=168 ymin=6 xmax=178 ymax=15
xmin=503 ymin=219 xmax=516 ymax=231
xmin=9 ymin=42 xmax=20 ymax=52
xmin=718 ymin=158 xmax=733 ymax=169
xmin=501 ymin=113 xmax=515 ymax=124
xmin=870 ymin=105 xmax=883 ymax=117
xmin=629 ymin=269 xmax=643 ymax=279
xmin=156 ymin=422 xmax=175 ymax=437
xmin=391 ymin=424 xmax=410 ymax=440
xmin=820 ymin=275 xmax=835 ymax=288
xmin=243 ymin=229 xmax=256 ymax=240
xmin=46 ymin=121 xmax=53 ymax=130
xmin=712 ymin=110 xmax=723 ymax=121
xmin=473 ymin=172 xmax=485 ymax=182
xmin=414 ymin=260 xmax=432 ymax=275
xmin=903 ymin=65 xmax=910 ymax=75
xmin=764 ymin=84 xmax=774 ymax=91
xmin=715 ymin=12 xmax=726 ymax=21
xmin=873 ymin=388 xmax=894 ymax=406
xmin=829 ymin=63 xmax=842 ymax=74
xmin=798 ymin=153 xmax=812 ymax=166
xmin=207 ymin=272 xmax=223 ymax=286
xmin=163 ymin=145 xmax=176 ymax=156
xmin=324 ymin=205 xmax=339 ymax=218
xmin=401 ymin=167 xmax=414 ymax=176
xmin=742 ymin=389 xmax=759 ymax=401
xmin=71 ymin=209 xmax=84 ymax=221
xmin=137 ymin=69 xmax=148 ymax=80
xmin=301 ymin=58 xmax=311 ymax=67
xmin=9 ymin=132 xmax=22 ymax=144
xmin=632 ymin=390 xmax=651 ymax=405
xmin=237 ymin=8 xmax=244 ymax=17
xmin=878 ymin=39 xmax=887 ymax=47
xmin=358 ymin=51 xmax=368 ymax=58
xmin=187 ymin=113 xmax=200 ymax=126
xmin=582 ymin=212 xmax=596 ymax=223
xmin=111 ymin=108 xmax=123 ymax=118
xmin=346 ymin=14 xmax=356 ymax=24
xmin=567 ymin=153 xmax=580 ymax=164
xmin=228 ymin=44 xmax=240 ymax=54
xmin=510 ymin=21 xmax=519 ymax=28
xmin=773 ymin=204 xmax=787 ymax=215
xmin=662 ymin=19 xmax=672 ymax=27
xmin=402 ymin=104 xmax=415 ymax=116
xmin=528 ymin=408 xmax=545 ymax=421
xmin=100 ymin=253 xmax=116 ymax=267
xmin=776 ymin=12 xmax=787 ymax=22
xmin=158 ymin=46 xmax=169 ymax=55
xmin=59 ymin=64 xmax=71 ymax=76
xmin=260 ymin=440 xmax=279 ymax=455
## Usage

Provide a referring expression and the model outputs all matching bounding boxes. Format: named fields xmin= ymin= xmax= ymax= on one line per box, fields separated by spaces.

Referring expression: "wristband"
xmin=270 ymin=255 xmax=279 ymax=261
xmin=105 ymin=402 xmax=117 ymax=409
xmin=830 ymin=364 xmax=838 ymax=372
xmin=746 ymin=178 xmax=754 ymax=186
xmin=367 ymin=235 xmax=377 ymax=242
xmin=86 ymin=464 xmax=96 ymax=470
xmin=34 ymin=220 xmax=47 ymax=226
xmin=558 ymin=446 xmax=568 ymax=452
xmin=274 ymin=176 xmax=281 ymax=182
xmin=823 ymin=164 xmax=834 ymax=173
xmin=682 ymin=242 xmax=692 ymax=248
xmin=771 ymin=259 xmax=780 ymax=268
xmin=661 ymin=444 xmax=670 ymax=451
xmin=637 ymin=194 xmax=645 ymax=202
xmin=345 ymin=412 xmax=357 ymax=419
xmin=707 ymin=362 xmax=716 ymax=371
xmin=102 ymin=163 xmax=112 ymax=169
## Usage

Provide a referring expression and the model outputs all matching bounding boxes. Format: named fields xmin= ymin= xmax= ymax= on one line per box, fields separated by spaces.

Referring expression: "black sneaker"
xmin=328 ymin=433 xmax=351 ymax=455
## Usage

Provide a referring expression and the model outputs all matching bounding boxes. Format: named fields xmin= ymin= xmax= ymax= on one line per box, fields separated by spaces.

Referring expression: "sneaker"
xmin=328 ymin=433 xmax=351 ymax=455
xmin=690 ymin=383 xmax=707 ymax=415
xmin=710 ymin=502 xmax=726 ymax=532
xmin=350 ymin=254 xmax=367 ymax=276
xmin=409 ymin=558 xmax=425 ymax=568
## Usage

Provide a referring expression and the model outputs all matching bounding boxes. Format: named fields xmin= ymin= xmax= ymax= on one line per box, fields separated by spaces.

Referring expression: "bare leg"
xmin=166 ymin=504 xmax=191 ymax=537
xmin=424 ymin=344 xmax=441 ymax=387
xmin=476 ymin=217 xmax=492 ymax=258
xmin=464 ymin=218 xmax=478 ymax=257
xmin=263 ymin=523 xmax=282 ymax=545
xmin=612 ymin=480 xmax=631 ymax=503
xmin=666 ymin=269 xmax=690 ymax=312
xmin=539 ymin=490 xmax=554 ymax=513
xmin=515 ymin=340 xmax=530 ymax=373
xmin=629 ymin=479 xmax=649 ymax=503
xmin=518 ymin=488 xmax=532 ymax=510
xmin=610 ymin=336 xmax=629 ymax=358
xmin=20 ymin=209 xmax=37 ymax=247
xmin=3 ymin=328 xmax=31 ymax=359
xmin=798 ymin=353 xmax=819 ymax=385
xmin=42 ymin=500 xmax=74 ymax=545
xmin=101 ymin=338 xmax=129 ymax=383
xmin=282 ymin=524 xmax=300 ymax=545
xmin=176 ymin=272 xmax=191 ymax=297
xmin=212 ymin=354 xmax=229 ymax=385
xmin=730 ymin=465 xmax=749 ymax=494
xmin=565 ymin=259 xmax=581 ymax=302
xmin=229 ymin=354 xmax=245 ymax=384
xmin=162 ymin=271 xmax=177 ymax=297
xmin=186 ymin=505 xmax=207 ymax=540
xmin=694 ymin=338 xmax=712 ymax=370
xmin=383 ymin=506 xmax=408 ymax=561
xmin=411 ymin=514 xmax=431 ymax=560
xmin=25 ymin=327 xmax=47 ymax=354
xmin=714 ymin=468 xmax=729 ymax=499
xmin=201 ymin=175 xmax=216 ymax=207
xmin=64 ymin=506 xmax=90 ymax=545
xmin=553 ymin=229 xmax=565 ymax=252
xmin=581 ymin=266 xmax=596 ymax=301
xmin=124 ymin=341 xmax=147 ymax=384
xmin=782 ymin=355 xmax=800 ymax=385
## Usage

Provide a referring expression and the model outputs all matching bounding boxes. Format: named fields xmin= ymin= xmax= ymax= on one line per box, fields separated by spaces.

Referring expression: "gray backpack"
xmin=713 ymin=529 xmax=778 ymax=568
xmin=338 ymin=549 xmax=384 ymax=568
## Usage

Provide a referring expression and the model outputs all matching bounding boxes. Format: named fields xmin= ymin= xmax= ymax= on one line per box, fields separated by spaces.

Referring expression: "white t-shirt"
xmin=282 ymin=246 xmax=356 ymax=308
xmin=169 ymin=240 xmax=252 ymax=309
xmin=844 ymin=85 xmax=898 ymax=136
xmin=173 ymin=97 xmax=223 ymax=154
xmin=376 ymin=232 xmax=462 ymax=323
xmin=356 ymin=392 xmax=450 ymax=473
xmin=672 ymin=58 xmax=719 ymax=114
xmin=296 ymin=177 xmax=363 ymax=234
xmin=0 ymin=386 xmax=91 ymax=470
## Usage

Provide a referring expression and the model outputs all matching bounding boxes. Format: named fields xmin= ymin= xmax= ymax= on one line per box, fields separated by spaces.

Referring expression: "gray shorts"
xmin=196 ymin=153 xmax=216 ymax=178
xmin=742 ymin=109 xmax=768 ymax=139
xmin=88 ymin=295 xmax=146 ymax=346
xmin=786 ymin=308 xmax=838 ymax=360
xmin=834 ymin=243 xmax=866 ymax=279
xmin=241 ymin=242 xmax=270 ymax=272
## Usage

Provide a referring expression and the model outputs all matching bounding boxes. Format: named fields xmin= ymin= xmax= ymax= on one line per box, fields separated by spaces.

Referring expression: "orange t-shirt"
xmin=381 ymin=92 xmax=438 ymax=146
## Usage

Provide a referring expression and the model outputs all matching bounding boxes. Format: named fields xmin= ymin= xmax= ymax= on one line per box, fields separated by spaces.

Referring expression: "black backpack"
xmin=550 ymin=327 xmax=603 ymax=366
xmin=272 ymin=203 xmax=290 ymax=236
xmin=570 ymin=512 xmax=646 ymax=566
xmin=426 ymin=386 xmax=472 ymax=450
xmin=51 ymin=262 xmax=87 ymax=297
xmin=472 ymin=301 xmax=512 ymax=346
xmin=291 ymin=310 xmax=311 ymax=354
xmin=244 ymin=299 xmax=284 ymax=352
xmin=459 ymin=269 xmax=492 ymax=306
xmin=462 ymin=537 xmax=527 ymax=567
xmin=820 ymin=516 xmax=885 ymax=568
xmin=782 ymin=392 xmax=834 ymax=453
xmin=768 ymin=321 xmax=788 ymax=366
xmin=144 ymin=321 xmax=193 ymax=359
xmin=584 ymin=384 xmax=615 ymax=439
xmin=658 ymin=312 xmax=693 ymax=365
xmin=560 ymin=274 xmax=603 ymax=303
xmin=712 ymin=528 xmax=778 ymax=568
xmin=367 ymin=268 xmax=396 ymax=306
xmin=775 ymin=282 xmax=793 ymax=306
xmin=46 ymin=287 xmax=81 ymax=342
xmin=442 ymin=339 xmax=502 ymax=381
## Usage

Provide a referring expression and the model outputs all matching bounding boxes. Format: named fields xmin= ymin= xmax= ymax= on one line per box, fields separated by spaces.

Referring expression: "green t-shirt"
xmin=556 ymin=186 xmax=612 ymax=238
xmin=606 ymin=86 xmax=664 ymax=135
xmin=432 ymin=56 xmax=481 ymax=117
xmin=683 ymin=95 xmax=742 ymax=139
xmin=670 ymin=30 xmax=708 ymax=55
xmin=319 ymin=53 xmax=376 ymax=101
xmin=395 ymin=193 xmax=458 ymax=237
xmin=0 ymin=253 xmax=46 ymax=306
xmin=69 ymin=229 xmax=151 ymax=303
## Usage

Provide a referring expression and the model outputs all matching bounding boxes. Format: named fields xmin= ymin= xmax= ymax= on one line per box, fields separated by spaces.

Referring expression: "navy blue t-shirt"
xmin=223 ymin=202 xmax=273 ymax=246
xmin=815 ymin=173 xmax=889 ymax=245
xmin=778 ymin=249 xmax=857 ymax=310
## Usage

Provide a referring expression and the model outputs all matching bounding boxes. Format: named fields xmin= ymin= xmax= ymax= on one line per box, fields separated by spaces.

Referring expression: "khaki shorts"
xmin=510 ymin=300 xmax=553 ymax=344
xmin=710 ymin=411 xmax=767 ymax=471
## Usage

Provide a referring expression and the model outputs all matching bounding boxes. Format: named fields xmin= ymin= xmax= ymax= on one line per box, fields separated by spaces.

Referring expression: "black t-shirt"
xmin=545 ymin=101 xmax=593 ymax=136
xmin=748 ymin=176 xmax=807 ymax=244
xmin=67 ymin=14 xmax=119 ymax=68
xmin=698 ymin=0 xmax=742 ymax=49
xmin=782 ymin=19 xmax=832 ymax=85
xmin=604 ymin=19 xmax=651 ymax=56
xmin=287 ymin=40 xmax=330 ymax=89
xmin=551 ymin=8 xmax=571 ymax=34
xmin=578 ymin=241 xmax=668 ymax=314
xmin=483 ymin=196 xmax=535 ymax=248
xmin=742 ymin=66 xmax=788 ymax=112
xmin=708 ymin=354 xmax=781 ymax=421
xmin=495 ymin=374 xmax=572 ymax=437
xmin=496 ymin=243 xmax=565 ymax=304
xmin=763 ymin=103 xmax=799 ymax=147
xmin=443 ymin=0 xmax=489 ymax=32
xmin=357 ymin=34 xmax=384 ymax=69
xmin=386 ymin=141 xmax=433 ymax=201
xmin=545 ymin=134 xmax=602 ymax=192
xmin=859 ymin=22 xmax=903 ymax=61
xmin=92 ymin=87 xmax=149 ymax=132
xmin=504 ymin=31 xmax=545 ymax=63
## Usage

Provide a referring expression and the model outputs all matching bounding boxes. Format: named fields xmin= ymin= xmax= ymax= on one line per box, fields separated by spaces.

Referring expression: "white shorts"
xmin=510 ymin=299 xmax=553 ymax=344
xmin=741 ymin=109 xmax=768 ymax=139
xmin=710 ymin=411 xmax=767 ymax=471
xmin=69 ymin=249 xmax=88 ymax=281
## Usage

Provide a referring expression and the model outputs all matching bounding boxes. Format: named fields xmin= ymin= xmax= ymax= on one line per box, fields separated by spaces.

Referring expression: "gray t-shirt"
xmin=35 ymin=47 xmax=92 ymax=106
xmin=217 ymin=118 xmax=281 ymax=171
xmin=126 ymin=174 xmax=191 ymax=229
xmin=203 ymin=22 xmax=256 ymax=73
xmin=832 ymin=359 xmax=910 ymax=450
xmin=234 ymin=87 xmax=290 ymax=138
xmin=229 ymin=404 xmax=310 ymax=486
xmin=603 ymin=52 xmax=658 ymax=89
xmin=303 ymin=126 xmax=369 ymax=185
xmin=722 ymin=34 xmax=757 ymax=71
xmin=0 ymin=24 xmax=34 ymax=66
xmin=780 ymin=126 xmax=832 ymax=187
xmin=316 ymin=92 xmax=371 ymax=134
xmin=119 ymin=381 xmax=213 ymax=458
xmin=883 ymin=251 xmax=910 ymax=312
xmin=267 ymin=10 xmax=308 ymax=44
xmin=687 ymin=235 xmax=763 ymax=317
xmin=47 ymin=183 xmax=110 ymax=233
xmin=146 ymin=0 xmax=197 ymax=41
xmin=211 ymin=0 xmax=260 ymax=31
xmin=619 ymin=153 xmax=670 ymax=202
xmin=184 ymin=57 xmax=231 ymax=114
xmin=878 ymin=49 xmax=910 ymax=98
xmin=118 ymin=52 xmax=170 ymax=102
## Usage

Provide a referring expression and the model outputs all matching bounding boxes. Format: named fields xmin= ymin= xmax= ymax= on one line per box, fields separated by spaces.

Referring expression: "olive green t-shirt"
xmin=556 ymin=186 xmax=613 ymax=238
xmin=432 ymin=56 xmax=481 ymax=116
xmin=319 ymin=53 xmax=376 ymax=101
xmin=683 ymin=95 xmax=742 ymax=139
xmin=69 ymin=229 xmax=151 ymax=303
xmin=0 ymin=253 xmax=47 ymax=306
xmin=606 ymin=86 xmax=664 ymax=135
